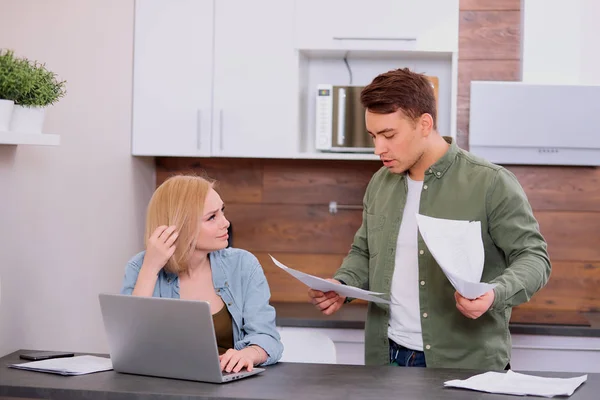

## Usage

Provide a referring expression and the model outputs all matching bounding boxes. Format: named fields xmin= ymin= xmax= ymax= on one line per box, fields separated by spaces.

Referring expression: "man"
xmin=308 ymin=68 xmax=551 ymax=370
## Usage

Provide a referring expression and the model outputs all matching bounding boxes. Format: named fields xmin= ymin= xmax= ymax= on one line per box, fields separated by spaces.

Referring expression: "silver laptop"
xmin=98 ymin=293 xmax=264 ymax=383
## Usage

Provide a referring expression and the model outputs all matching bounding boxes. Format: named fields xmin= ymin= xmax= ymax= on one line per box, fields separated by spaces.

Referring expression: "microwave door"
xmin=347 ymin=87 xmax=371 ymax=149
xmin=336 ymin=87 xmax=347 ymax=146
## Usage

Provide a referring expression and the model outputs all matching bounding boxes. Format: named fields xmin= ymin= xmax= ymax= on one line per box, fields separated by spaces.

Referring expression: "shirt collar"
xmin=425 ymin=136 xmax=458 ymax=179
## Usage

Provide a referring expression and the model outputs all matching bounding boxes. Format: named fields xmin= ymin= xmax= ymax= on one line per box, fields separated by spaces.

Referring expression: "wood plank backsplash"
xmin=155 ymin=0 xmax=600 ymax=313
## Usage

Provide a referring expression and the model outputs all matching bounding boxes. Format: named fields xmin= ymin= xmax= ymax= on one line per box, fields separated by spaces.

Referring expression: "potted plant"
xmin=0 ymin=49 xmax=25 ymax=131
xmin=8 ymin=53 xmax=66 ymax=134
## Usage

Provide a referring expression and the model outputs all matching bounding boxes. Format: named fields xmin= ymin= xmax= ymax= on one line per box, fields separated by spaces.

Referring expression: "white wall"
xmin=521 ymin=0 xmax=600 ymax=84
xmin=0 ymin=0 xmax=155 ymax=356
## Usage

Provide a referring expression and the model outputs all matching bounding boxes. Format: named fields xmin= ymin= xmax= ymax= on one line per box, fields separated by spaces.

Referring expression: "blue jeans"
xmin=389 ymin=339 xmax=427 ymax=367
xmin=388 ymin=339 xmax=512 ymax=369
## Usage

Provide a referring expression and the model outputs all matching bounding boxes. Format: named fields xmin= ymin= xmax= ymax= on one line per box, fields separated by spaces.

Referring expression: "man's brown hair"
xmin=360 ymin=68 xmax=437 ymax=130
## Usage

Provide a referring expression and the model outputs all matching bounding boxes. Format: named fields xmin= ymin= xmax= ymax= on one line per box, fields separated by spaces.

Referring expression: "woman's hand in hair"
xmin=143 ymin=225 xmax=178 ymax=274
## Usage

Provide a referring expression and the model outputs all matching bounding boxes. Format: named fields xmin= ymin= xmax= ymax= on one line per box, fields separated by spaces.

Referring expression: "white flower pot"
xmin=0 ymin=99 xmax=15 ymax=131
xmin=9 ymin=105 xmax=46 ymax=134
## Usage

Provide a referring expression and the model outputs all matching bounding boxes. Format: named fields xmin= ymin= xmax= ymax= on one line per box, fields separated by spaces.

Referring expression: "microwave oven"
xmin=315 ymin=77 xmax=439 ymax=153
xmin=315 ymin=84 xmax=372 ymax=153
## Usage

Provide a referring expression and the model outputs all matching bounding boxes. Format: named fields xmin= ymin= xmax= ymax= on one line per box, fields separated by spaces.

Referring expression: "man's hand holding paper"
xmin=308 ymin=278 xmax=346 ymax=315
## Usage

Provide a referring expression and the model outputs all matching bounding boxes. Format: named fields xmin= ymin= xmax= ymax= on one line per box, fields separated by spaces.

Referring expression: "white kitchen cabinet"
xmin=521 ymin=0 xmax=600 ymax=85
xmin=277 ymin=327 xmax=365 ymax=365
xmin=211 ymin=0 xmax=298 ymax=157
xmin=132 ymin=0 xmax=458 ymax=159
xmin=511 ymin=334 xmax=600 ymax=373
xmin=132 ymin=0 xmax=214 ymax=156
xmin=277 ymin=327 xmax=600 ymax=372
xmin=132 ymin=0 xmax=298 ymax=158
xmin=293 ymin=0 xmax=459 ymax=53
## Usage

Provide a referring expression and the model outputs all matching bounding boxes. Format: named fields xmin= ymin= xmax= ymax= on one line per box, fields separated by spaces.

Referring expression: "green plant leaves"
xmin=0 ymin=49 xmax=66 ymax=107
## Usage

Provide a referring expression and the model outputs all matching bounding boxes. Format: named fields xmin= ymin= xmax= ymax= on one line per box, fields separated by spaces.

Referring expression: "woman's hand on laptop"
xmin=219 ymin=346 xmax=266 ymax=373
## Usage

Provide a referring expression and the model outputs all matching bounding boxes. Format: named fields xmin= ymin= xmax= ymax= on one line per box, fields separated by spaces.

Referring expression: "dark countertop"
xmin=273 ymin=302 xmax=600 ymax=337
xmin=1 ymin=350 xmax=597 ymax=400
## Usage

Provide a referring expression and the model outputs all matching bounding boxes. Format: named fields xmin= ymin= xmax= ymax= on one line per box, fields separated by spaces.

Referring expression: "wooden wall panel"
xmin=155 ymin=3 xmax=600 ymax=313
xmin=508 ymin=166 xmax=600 ymax=212
xmin=155 ymin=158 xmax=263 ymax=204
xmin=226 ymin=204 xmax=361 ymax=254
xmin=460 ymin=0 xmax=520 ymax=11
xmin=262 ymin=159 xmax=380 ymax=205
xmin=459 ymin=11 xmax=521 ymax=60
xmin=537 ymin=212 xmax=600 ymax=262
xmin=520 ymin=261 xmax=600 ymax=312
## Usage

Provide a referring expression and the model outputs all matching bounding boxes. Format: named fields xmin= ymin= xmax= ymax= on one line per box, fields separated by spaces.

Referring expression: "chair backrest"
xmin=278 ymin=329 xmax=337 ymax=364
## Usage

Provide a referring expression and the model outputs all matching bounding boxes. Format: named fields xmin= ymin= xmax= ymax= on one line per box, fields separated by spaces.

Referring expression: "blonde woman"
xmin=120 ymin=175 xmax=282 ymax=373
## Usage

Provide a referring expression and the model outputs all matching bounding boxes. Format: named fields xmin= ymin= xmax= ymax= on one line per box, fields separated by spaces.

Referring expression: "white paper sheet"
xmin=269 ymin=255 xmax=391 ymax=304
xmin=444 ymin=370 xmax=587 ymax=397
xmin=8 ymin=355 xmax=113 ymax=376
xmin=416 ymin=214 xmax=496 ymax=299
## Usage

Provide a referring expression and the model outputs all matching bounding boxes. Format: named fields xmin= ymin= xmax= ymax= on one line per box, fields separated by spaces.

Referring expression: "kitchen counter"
xmin=273 ymin=302 xmax=600 ymax=337
xmin=1 ymin=350 xmax=597 ymax=400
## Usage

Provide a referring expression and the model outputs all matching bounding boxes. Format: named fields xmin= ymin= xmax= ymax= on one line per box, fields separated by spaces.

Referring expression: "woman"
xmin=121 ymin=174 xmax=283 ymax=373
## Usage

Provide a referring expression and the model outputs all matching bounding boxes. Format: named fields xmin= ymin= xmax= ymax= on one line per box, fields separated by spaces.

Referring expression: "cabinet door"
xmin=294 ymin=0 xmax=458 ymax=53
xmin=132 ymin=0 xmax=214 ymax=156
xmin=212 ymin=0 xmax=298 ymax=158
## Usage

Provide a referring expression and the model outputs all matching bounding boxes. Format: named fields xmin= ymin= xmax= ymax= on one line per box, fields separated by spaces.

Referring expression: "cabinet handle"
xmin=219 ymin=109 xmax=224 ymax=152
xmin=196 ymin=109 xmax=202 ymax=150
xmin=332 ymin=36 xmax=417 ymax=41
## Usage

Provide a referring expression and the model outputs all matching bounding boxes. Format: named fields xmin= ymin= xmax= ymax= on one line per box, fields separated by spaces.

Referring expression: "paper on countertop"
xmin=416 ymin=214 xmax=496 ymax=299
xmin=269 ymin=255 xmax=391 ymax=304
xmin=8 ymin=355 xmax=113 ymax=376
xmin=444 ymin=370 xmax=587 ymax=398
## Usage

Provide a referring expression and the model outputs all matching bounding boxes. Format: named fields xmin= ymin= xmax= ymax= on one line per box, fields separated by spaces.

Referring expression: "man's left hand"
xmin=454 ymin=289 xmax=495 ymax=319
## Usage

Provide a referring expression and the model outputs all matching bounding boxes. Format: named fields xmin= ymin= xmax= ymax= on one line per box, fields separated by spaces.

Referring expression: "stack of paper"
xmin=416 ymin=214 xmax=496 ymax=299
xmin=444 ymin=370 xmax=587 ymax=397
xmin=8 ymin=355 xmax=113 ymax=376
xmin=269 ymin=255 xmax=391 ymax=304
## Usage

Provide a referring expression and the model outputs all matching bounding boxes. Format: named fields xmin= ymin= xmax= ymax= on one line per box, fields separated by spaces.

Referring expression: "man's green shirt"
xmin=334 ymin=137 xmax=551 ymax=370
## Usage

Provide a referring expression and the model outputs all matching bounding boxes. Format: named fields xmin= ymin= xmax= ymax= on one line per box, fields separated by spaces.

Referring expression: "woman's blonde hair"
xmin=145 ymin=174 xmax=215 ymax=274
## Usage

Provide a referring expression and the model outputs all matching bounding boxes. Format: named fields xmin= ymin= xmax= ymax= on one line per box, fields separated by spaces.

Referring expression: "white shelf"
xmin=0 ymin=132 xmax=60 ymax=146
xmin=203 ymin=151 xmax=380 ymax=161
xmin=291 ymin=152 xmax=379 ymax=160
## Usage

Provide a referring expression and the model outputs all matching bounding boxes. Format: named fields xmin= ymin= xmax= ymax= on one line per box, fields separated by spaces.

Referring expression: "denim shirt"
xmin=120 ymin=247 xmax=283 ymax=366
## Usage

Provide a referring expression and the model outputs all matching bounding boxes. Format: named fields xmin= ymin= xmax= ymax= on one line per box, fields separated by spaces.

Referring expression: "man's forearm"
xmin=490 ymin=251 xmax=551 ymax=310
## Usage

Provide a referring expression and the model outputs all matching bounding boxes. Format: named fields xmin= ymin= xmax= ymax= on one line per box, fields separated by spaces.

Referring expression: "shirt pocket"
xmin=366 ymin=213 xmax=386 ymax=258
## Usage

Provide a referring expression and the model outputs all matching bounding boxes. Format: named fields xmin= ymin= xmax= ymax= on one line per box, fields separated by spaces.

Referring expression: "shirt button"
xmin=419 ymin=250 xmax=424 ymax=255
xmin=420 ymin=281 xmax=425 ymax=286
xmin=425 ymin=344 xmax=431 ymax=350
xmin=423 ymin=313 xmax=428 ymax=318
xmin=228 ymin=302 xmax=232 ymax=306
xmin=423 ymin=185 xmax=428 ymax=190
xmin=225 ymin=282 xmax=229 ymax=287
xmin=428 ymin=169 xmax=432 ymax=173
xmin=436 ymin=172 xmax=441 ymax=176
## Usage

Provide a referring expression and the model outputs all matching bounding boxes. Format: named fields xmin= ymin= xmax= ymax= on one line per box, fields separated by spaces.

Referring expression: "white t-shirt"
xmin=387 ymin=175 xmax=424 ymax=351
